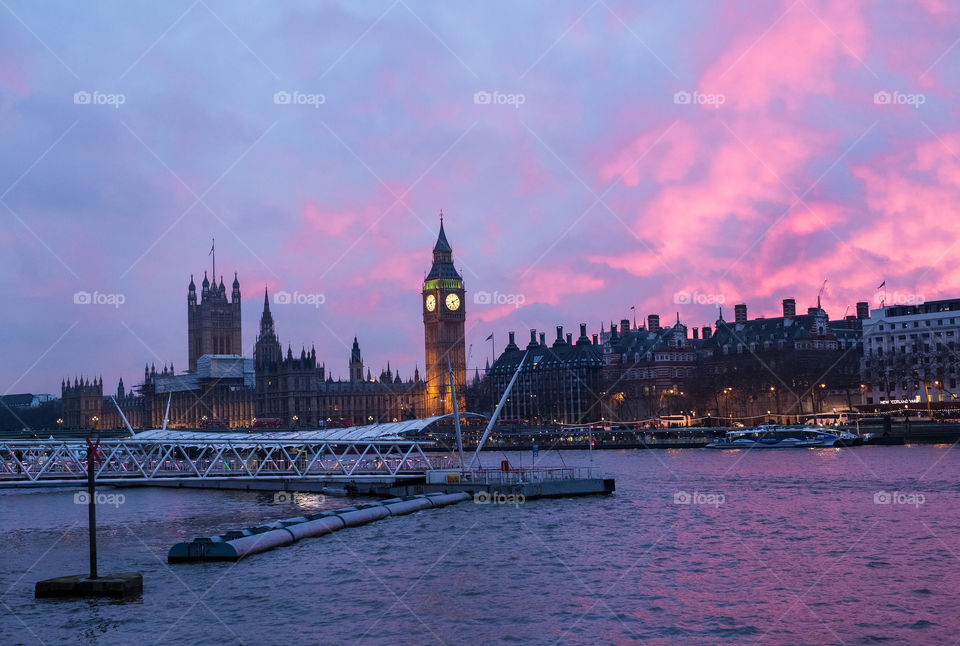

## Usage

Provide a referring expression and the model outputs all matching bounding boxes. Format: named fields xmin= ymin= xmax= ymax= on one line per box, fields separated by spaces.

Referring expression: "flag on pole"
xmin=485 ymin=333 xmax=494 ymax=341
xmin=877 ymin=281 xmax=886 ymax=290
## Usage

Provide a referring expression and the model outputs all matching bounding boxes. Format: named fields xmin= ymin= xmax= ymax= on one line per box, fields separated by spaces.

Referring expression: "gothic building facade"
xmin=187 ymin=270 xmax=242 ymax=371
xmin=254 ymin=288 xmax=426 ymax=427
xmin=487 ymin=325 xmax=604 ymax=424
xmin=422 ymin=218 xmax=467 ymax=416
xmin=59 ymin=229 xmax=457 ymax=431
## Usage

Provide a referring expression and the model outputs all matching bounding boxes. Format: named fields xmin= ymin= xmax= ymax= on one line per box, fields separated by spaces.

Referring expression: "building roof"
xmin=425 ymin=220 xmax=462 ymax=283
xmin=0 ymin=394 xmax=35 ymax=408
xmin=606 ymin=322 xmax=690 ymax=359
xmin=490 ymin=332 xmax=602 ymax=375
xmin=707 ymin=312 xmax=832 ymax=349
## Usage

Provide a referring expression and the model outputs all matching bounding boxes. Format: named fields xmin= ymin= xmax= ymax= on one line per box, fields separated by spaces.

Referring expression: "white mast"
xmin=111 ymin=396 xmax=135 ymax=436
xmin=469 ymin=351 xmax=527 ymax=468
xmin=162 ymin=392 xmax=172 ymax=431
xmin=447 ymin=356 xmax=465 ymax=472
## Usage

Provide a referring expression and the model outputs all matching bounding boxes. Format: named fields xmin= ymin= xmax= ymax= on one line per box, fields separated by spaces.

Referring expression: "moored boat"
xmin=706 ymin=425 xmax=842 ymax=449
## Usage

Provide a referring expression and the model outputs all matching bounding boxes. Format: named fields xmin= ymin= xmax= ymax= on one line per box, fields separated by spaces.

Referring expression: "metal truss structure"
xmin=0 ymin=438 xmax=454 ymax=485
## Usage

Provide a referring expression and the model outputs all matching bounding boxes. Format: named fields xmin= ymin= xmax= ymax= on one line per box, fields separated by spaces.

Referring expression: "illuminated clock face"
xmin=445 ymin=293 xmax=461 ymax=311
xmin=425 ymin=294 xmax=436 ymax=312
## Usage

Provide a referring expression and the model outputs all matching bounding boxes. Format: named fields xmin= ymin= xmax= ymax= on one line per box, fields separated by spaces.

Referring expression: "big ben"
xmin=423 ymin=215 xmax=467 ymax=416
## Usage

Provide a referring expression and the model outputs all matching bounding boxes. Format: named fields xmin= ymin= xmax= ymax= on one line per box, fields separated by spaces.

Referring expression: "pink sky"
xmin=1 ymin=0 xmax=959 ymax=393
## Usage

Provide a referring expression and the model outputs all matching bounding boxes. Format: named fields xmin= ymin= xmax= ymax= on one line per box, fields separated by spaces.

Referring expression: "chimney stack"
xmin=611 ymin=322 xmax=619 ymax=339
xmin=507 ymin=331 xmax=516 ymax=348
xmin=734 ymin=304 xmax=747 ymax=324
xmin=856 ymin=301 xmax=869 ymax=320
xmin=556 ymin=326 xmax=564 ymax=342
xmin=782 ymin=298 xmax=796 ymax=318
xmin=703 ymin=326 xmax=712 ymax=340
xmin=692 ymin=327 xmax=699 ymax=340
xmin=647 ymin=314 xmax=660 ymax=333
xmin=566 ymin=333 xmax=573 ymax=344
xmin=592 ymin=334 xmax=598 ymax=345
xmin=539 ymin=332 xmax=546 ymax=346
xmin=577 ymin=323 xmax=589 ymax=345
xmin=530 ymin=329 xmax=537 ymax=344
xmin=621 ymin=319 xmax=631 ymax=333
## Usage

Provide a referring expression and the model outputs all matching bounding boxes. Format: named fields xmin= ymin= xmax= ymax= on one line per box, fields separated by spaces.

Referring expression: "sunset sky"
xmin=2 ymin=0 xmax=960 ymax=394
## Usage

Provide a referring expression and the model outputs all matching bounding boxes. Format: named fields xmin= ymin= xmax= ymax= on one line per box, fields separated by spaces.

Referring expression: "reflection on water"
xmin=2 ymin=446 xmax=959 ymax=645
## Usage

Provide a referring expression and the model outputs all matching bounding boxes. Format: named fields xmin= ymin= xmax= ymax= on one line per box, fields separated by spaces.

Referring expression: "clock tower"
xmin=423 ymin=215 xmax=467 ymax=417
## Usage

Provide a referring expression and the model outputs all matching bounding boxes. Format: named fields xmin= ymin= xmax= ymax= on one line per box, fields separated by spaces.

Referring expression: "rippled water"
xmin=2 ymin=446 xmax=959 ymax=645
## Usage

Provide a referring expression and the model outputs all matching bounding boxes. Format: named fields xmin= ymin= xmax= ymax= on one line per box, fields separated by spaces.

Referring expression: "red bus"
xmin=252 ymin=417 xmax=284 ymax=428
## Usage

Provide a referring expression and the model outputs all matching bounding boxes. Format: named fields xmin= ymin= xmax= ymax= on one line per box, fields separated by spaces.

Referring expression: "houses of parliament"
xmin=61 ymin=221 xmax=468 ymax=430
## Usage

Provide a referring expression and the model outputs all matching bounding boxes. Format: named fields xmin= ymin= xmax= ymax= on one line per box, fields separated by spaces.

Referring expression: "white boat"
xmin=706 ymin=425 xmax=841 ymax=449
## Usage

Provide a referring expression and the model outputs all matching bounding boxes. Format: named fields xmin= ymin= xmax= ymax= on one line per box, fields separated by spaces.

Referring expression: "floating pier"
xmin=168 ymin=492 xmax=471 ymax=563
xmin=35 ymin=573 xmax=142 ymax=599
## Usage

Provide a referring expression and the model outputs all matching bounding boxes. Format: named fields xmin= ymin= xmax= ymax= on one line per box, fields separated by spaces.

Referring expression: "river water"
xmin=2 ymin=445 xmax=959 ymax=645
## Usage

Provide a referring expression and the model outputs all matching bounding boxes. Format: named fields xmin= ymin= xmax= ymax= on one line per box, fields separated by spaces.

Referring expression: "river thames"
xmin=2 ymin=445 xmax=958 ymax=645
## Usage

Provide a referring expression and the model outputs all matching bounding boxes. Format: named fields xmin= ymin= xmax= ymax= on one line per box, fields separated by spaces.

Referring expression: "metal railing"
xmin=453 ymin=466 xmax=602 ymax=485
xmin=0 ymin=438 xmax=455 ymax=484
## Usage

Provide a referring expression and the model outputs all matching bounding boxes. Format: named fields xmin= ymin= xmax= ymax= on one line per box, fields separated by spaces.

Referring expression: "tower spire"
xmin=433 ymin=214 xmax=452 ymax=254
xmin=210 ymin=237 xmax=215 ymax=287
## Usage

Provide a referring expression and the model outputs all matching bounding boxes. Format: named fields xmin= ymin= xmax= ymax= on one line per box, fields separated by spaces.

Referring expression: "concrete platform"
xmin=35 ymin=572 xmax=142 ymax=599
xmin=392 ymin=476 xmax=616 ymax=499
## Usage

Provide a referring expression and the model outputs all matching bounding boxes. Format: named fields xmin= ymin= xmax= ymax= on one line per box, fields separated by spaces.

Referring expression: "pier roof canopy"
xmin=132 ymin=413 xmax=486 ymax=444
